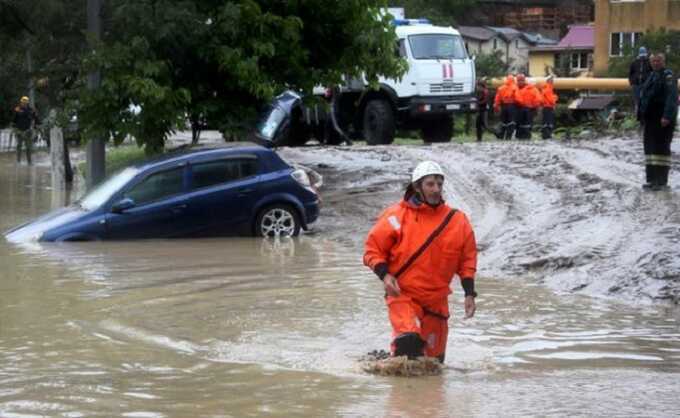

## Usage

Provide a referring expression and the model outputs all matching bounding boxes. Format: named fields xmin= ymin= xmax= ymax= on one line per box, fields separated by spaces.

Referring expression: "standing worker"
xmin=629 ymin=47 xmax=652 ymax=114
xmin=639 ymin=53 xmax=678 ymax=191
xmin=363 ymin=161 xmax=478 ymax=363
xmin=514 ymin=74 xmax=542 ymax=140
xmin=540 ymin=75 xmax=559 ymax=140
xmin=493 ymin=74 xmax=518 ymax=140
xmin=12 ymin=96 xmax=39 ymax=165
xmin=475 ymin=79 xmax=489 ymax=142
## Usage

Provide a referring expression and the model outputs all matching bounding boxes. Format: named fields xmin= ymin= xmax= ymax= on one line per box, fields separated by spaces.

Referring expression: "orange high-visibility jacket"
xmin=515 ymin=84 xmax=543 ymax=109
xmin=364 ymin=199 xmax=477 ymax=304
xmin=494 ymin=78 xmax=517 ymax=109
xmin=541 ymin=84 xmax=558 ymax=108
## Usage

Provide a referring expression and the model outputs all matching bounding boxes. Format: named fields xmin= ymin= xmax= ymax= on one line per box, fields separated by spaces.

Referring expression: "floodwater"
xmin=1 ymin=153 xmax=680 ymax=417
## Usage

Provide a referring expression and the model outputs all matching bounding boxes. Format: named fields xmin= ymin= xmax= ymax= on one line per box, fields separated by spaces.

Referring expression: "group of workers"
xmin=476 ymin=73 xmax=558 ymax=142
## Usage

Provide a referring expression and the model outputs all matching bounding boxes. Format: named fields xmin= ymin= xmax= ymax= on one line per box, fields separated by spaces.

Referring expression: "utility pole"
xmin=86 ymin=0 xmax=105 ymax=187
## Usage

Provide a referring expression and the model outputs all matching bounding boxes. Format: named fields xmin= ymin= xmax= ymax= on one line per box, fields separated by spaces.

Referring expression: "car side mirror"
xmin=111 ymin=198 xmax=135 ymax=214
xmin=471 ymin=54 xmax=477 ymax=61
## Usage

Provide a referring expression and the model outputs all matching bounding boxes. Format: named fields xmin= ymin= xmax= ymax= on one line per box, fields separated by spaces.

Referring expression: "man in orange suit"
xmin=514 ymin=74 xmax=543 ymax=140
xmin=364 ymin=161 xmax=478 ymax=363
xmin=493 ymin=74 xmax=518 ymax=140
xmin=540 ymin=75 xmax=559 ymax=139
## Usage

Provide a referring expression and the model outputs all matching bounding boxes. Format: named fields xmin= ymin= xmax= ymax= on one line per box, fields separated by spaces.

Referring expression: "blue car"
xmin=5 ymin=144 xmax=320 ymax=242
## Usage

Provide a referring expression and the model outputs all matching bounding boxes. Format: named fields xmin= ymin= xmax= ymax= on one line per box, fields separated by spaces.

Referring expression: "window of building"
xmin=610 ymin=32 xmax=643 ymax=56
xmin=493 ymin=38 xmax=498 ymax=50
xmin=571 ymin=52 xmax=589 ymax=70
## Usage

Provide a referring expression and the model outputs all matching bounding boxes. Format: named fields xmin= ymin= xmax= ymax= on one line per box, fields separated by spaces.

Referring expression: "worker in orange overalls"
xmin=363 ymin=161 xmax=478 ymax=363
xmin=514 ymin=73 xmax=543 ymax=140
xmin=540 ymin=75 xmax=559 ymax=139
xmin=493 ymin=74 xmax=518 ymax=140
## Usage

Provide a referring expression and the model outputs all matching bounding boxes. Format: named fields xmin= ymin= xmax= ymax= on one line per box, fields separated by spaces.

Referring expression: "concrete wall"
xmin=529 ymin=51 xmax=556 ymax=77
xmin=594 ymin=0 xmax=680 ymax=75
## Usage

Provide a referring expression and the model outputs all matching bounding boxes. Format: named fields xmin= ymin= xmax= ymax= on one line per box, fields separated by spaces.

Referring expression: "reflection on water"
xmin=1 ymin=153 xmax=680 ymax=417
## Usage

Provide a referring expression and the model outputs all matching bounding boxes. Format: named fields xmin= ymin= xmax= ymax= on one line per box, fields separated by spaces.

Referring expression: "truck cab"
xmin=338 ymin=18 xmax=477 ymax=144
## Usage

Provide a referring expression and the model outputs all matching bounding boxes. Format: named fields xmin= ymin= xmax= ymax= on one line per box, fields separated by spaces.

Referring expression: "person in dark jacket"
xmin=639 ymin=53 xmax=678 ymax=191
xmin=475 ymin=79 xmax=489 ymax=142
xmin=12 ymin=96 xmax=38 ymax=164
xmin=629 ymin=47 xmax=652 ymax=113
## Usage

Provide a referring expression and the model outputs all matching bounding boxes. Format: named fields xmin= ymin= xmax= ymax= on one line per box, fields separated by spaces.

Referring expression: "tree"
xmin=0 ymin=1 xmax=86 ymax=127
xmin=474 ymin=50 xmax=511 ymax=79
xmin=77 ymin=0 xmax=407 ymax=154
xmin=389 ymin=0 xmax=477 ymax=25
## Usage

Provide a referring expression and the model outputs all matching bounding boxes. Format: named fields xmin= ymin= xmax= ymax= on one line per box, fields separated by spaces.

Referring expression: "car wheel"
xmin=255 ymin=204 xmax=301 ymax=237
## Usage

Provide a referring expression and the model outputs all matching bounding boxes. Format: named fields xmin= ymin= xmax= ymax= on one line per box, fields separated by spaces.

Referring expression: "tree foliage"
xmin=76 ymin=0 xmax=407 ymax=152
xmin=389 ymin=0 xmax=477 ymax=25
xmin=606 ymin=28 xmax=680 ymax=78
xmin=474 ymin=50 xmax=511 ymax=79
xmin=0 ymin=0 xmax=86 ymax=127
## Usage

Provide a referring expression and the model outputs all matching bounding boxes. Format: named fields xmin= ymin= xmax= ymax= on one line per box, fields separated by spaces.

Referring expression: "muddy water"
xmin=1 ymin=154 xmax=680 ymax=417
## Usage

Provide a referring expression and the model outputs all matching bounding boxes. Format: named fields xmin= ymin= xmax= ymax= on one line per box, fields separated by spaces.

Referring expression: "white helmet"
xmin=411 ymin=161 xmax=445 ymax=183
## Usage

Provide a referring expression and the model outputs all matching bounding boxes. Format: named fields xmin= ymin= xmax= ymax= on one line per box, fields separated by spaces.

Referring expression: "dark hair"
xmin=403 ymin=179 xmax=421 ymax=201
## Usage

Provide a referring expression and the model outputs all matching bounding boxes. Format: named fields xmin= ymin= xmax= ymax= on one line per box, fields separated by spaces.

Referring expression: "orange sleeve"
xmin=494 ymin=88 xmax=502 ymax=108
xmin=533 ymin=87 xmax=543 ymax=107
xmin=363 ymin=207 xmax=400 ymax=274
xmin=457 ymin=214 xmax=477 ymax=279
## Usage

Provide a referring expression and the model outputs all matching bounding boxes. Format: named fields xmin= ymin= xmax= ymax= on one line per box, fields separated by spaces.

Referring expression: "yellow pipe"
xmin=488 ymin=77 xmax=638 ymax=91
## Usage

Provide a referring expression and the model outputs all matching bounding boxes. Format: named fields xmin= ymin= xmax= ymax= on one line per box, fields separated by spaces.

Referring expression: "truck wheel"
xmin=421 ymin=116 xmax=453 ymax=143
xmin=363 ymin=99 xmax=395 ymax=145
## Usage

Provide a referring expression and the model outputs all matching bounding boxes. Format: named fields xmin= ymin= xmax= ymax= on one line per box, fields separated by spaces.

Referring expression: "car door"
xmin=104 ymin=165 xmax=190 ymax=239
xmin=186 ymin=155 xmax=261 ymax=236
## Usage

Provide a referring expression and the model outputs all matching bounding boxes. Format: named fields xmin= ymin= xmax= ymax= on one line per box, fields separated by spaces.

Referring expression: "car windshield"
xmin=408 ymin=34 xmax=467 ymax=60
xmin=79 ymin=167 xmax=140 ymax=211
xmin=256 ymin=106 xmax=287 ymax=140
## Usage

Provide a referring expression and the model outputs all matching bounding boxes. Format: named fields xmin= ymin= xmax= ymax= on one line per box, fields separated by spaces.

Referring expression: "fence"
xmin=0 ymin=128 xmax=49 ymax=153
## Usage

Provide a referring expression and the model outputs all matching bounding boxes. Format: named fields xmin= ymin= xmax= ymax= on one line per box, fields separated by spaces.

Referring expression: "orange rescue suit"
xmin=515 ymin=84 xmax=543 ymax=109
xmin=494 ymin=77 xmax=517 ymax=111
xmin=364 ymin=198 xmax=477 ymax=358
xmin=541 ymin=83 xmax=558 ymax=108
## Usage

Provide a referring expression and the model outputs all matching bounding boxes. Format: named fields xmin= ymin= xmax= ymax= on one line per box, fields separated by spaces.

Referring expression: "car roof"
xmin=133 ymin=142 xmax=272 ymax=170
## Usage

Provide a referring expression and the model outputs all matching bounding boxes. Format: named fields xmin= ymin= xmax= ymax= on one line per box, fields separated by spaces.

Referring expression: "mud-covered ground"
xmin=279 ymin=135 xmax=680 ymax=304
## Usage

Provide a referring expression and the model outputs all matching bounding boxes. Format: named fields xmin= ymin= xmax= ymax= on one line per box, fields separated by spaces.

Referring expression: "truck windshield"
xmin=408 ymin=34 xmax=467 ymax=60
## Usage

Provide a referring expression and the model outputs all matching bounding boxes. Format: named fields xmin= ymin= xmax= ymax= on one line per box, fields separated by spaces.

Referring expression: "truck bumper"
xmin=400 ymin=95 xmax=477 ymax=118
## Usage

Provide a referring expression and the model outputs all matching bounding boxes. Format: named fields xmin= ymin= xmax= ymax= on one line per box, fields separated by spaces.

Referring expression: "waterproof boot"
xmin=393 ymin=332 xmax=425 ymax=359
xmin=652 ymin=166 xmax=670 ymax=191
xmin=643 ymin=164 xmax=655 ymax=189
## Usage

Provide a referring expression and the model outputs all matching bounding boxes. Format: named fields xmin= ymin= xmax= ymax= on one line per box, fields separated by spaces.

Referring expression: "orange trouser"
xmin=386 ymin=294 xmax=449 ymax=359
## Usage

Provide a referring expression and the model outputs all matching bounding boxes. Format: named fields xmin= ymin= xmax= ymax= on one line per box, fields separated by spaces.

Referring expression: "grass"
xmin=78 ymin=144 xmax=151 ymax=180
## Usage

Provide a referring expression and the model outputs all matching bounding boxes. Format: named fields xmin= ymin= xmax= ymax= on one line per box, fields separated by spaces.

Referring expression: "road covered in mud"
xmin=281 ymin=135 xmax=680 ymax=304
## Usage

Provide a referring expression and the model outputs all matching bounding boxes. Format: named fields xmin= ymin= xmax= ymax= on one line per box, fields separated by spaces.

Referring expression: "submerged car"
xmin=5 ymin=143 xmax=320 ymax=242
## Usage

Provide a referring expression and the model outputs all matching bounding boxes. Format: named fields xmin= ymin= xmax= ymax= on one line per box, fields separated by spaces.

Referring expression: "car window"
xmin=190 ymin=158 xmax=258 ymax=190
xmin=124 ymin=166 xmax=184 ymax=206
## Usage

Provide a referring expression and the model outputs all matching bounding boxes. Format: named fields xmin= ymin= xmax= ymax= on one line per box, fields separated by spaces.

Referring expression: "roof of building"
xmin=557 ymin=24 xmax=594 ymax=49
xmin=487 ymin=26 xmax=525 ymax=42
xmin=458 ymin=26 xmax=498 ymax=41
xmin=459 ymin=26 xmax=558 ymax=46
